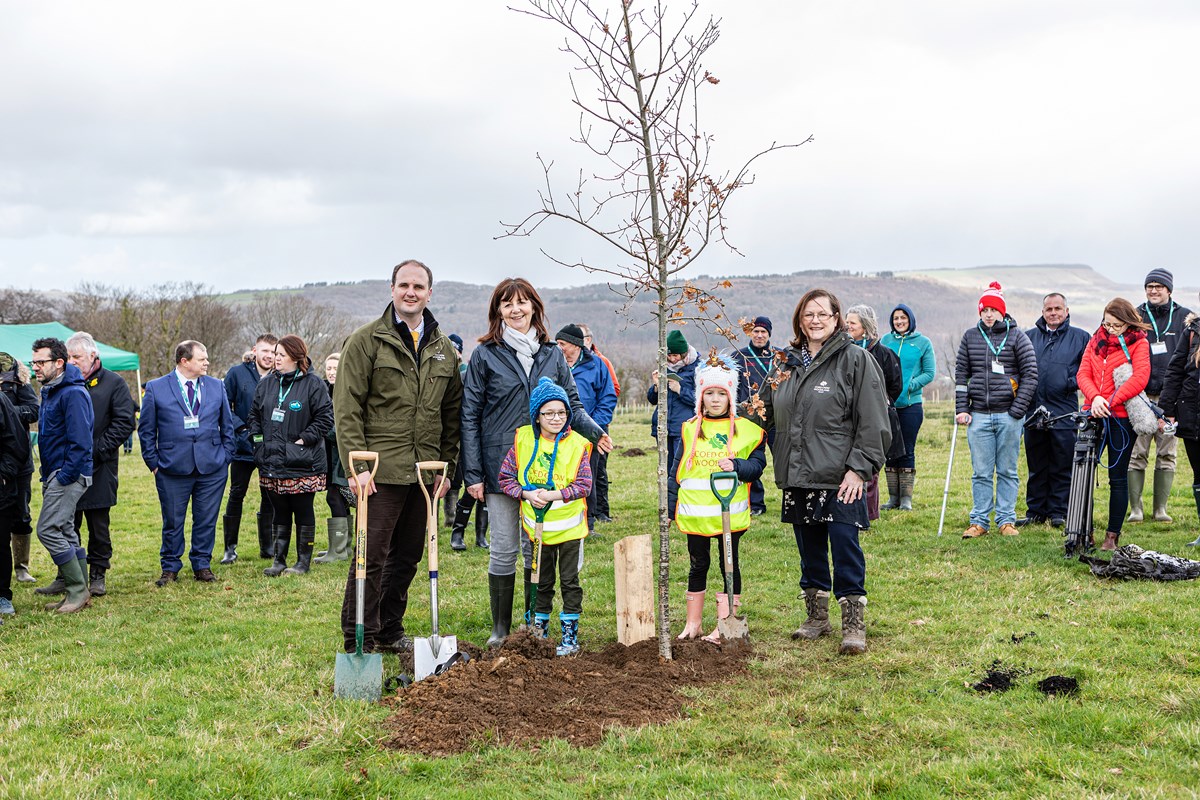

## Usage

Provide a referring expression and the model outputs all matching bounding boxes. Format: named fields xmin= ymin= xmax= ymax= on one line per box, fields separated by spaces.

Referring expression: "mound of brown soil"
xmin=381 ymin=632 xmax=752 ymax=755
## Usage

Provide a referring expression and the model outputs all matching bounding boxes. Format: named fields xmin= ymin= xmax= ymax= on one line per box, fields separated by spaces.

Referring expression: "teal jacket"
xmin=880 ymin=303 xmax=936 ymax=409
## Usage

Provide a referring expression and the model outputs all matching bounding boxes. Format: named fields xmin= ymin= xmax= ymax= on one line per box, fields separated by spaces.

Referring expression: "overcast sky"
xmin=2 ymin=1 xmax=1197 ymax=293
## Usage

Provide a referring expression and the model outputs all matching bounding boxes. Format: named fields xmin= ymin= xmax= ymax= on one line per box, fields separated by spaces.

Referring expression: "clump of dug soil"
xmin=618 ymin=446 xmax=647 ymax=457
xmin=971 ymin=660 xmax=1028 ymax=693
xmin=1037 ymin=675 xmax=1079 ymax=697
xmin=381 ymin=632 xmax=752 ymax=755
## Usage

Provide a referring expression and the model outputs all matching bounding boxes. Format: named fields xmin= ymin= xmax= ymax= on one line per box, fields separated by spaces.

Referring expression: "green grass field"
xmin=2 ymin=404 xmax=1198 ymax=798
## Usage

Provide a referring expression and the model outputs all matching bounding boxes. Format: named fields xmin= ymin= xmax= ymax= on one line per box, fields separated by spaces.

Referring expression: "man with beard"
xmin=1129 ymin=269 xmax=1190 ymax=523
xmin=30 ymin=337 xmax=94 ymax=613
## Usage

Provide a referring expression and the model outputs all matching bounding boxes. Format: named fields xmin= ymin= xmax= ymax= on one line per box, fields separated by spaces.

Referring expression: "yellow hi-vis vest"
xmin=675 ymin=416 xmax=765 ymax=536
xmin=514 ymin=426 xmax=592 ymax=546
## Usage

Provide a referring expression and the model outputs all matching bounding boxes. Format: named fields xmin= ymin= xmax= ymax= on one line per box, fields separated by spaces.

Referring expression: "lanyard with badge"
xmin=978 ymin=320 xmax=1010 ymax=375
xmin=748 ymin=346 xmax=772 ymax=376
xmin=272 ymin=369 xmax=301 ymax=422
xmin=1143 ymin=301 xmax=1172 ymax=356
xmin=176 ymin=374 xmax=201 ymax=429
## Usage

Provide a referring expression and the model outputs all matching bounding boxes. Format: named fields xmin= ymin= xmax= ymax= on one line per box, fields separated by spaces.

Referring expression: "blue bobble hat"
xmin=529 ymin=376 xmax=570 ymax=427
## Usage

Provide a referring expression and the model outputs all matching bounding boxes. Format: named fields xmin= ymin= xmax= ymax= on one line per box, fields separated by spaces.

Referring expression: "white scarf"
xmin=503 ymin=324 xmax=541 ymax=377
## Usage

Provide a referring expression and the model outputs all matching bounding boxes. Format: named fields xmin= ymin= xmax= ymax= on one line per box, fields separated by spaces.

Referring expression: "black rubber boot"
xmin=450 ymin=502 xmax=471 ymax=551
xmin=486 ymin=572 xmax=515 ymax=647
xmin=263 ymin=525 xmax=291 ymax=577
xmin=442 ymin=494 xmax=456 ymax=528
xmin=475 ymin=505 xmax=489 ymax=549
xmin=283 ymin=526 xmax=315 ymax=575
xmin=256 ymin=512 xmax=273 ymax=559
xmin=89 ymin=566 xmax=107 ymax=597
xmin=220 ymin=515 xmax=239 ymax=565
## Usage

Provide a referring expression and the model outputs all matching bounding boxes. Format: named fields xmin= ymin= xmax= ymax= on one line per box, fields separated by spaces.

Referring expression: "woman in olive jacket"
xmin=461 ymin=278 xmax=612 ymax=647
xmin=247 ymin=335 xmax=334 ymax=577
xmin=754 ymin=289 xmax=890 ymax=655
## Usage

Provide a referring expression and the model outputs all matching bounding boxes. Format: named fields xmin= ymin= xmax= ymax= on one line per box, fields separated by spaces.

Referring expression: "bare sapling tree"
xmin=503 ymin=0 xmax=809 ymax=658
xmin=0 ymin=288 xmax=57 ymax=324
xmin=239 ymin=292 xmax=354 ymax=361
xmin=63 ymin=282 xmax=242 ymax=379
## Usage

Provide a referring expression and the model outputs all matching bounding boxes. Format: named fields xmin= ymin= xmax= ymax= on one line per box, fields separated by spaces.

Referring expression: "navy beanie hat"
xmin=752 ymin=316 xmax=772 ymax=335
xmin=447 ymin=333 xmax=463 ymax=353
xmin=1145 ymin=268 xmax=1174 ymax=293
xmin=529 ymin=376 xmax=570 ymax=426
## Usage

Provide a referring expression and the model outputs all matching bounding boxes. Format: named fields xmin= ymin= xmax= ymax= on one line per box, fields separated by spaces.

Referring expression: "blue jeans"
xmin=887 ymin=403 xmax=924 ymax=469
xmin=966 ymin=412 xmax=1024 ymax=528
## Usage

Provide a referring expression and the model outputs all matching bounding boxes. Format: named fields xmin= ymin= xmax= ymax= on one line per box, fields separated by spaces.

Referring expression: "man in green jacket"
xmin=335 ymin=259 xmax=463 ymax=654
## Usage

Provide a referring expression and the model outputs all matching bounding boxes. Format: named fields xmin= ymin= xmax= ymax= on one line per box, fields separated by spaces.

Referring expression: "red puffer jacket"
xmin=1076 ymin=327 xmax=1150 ymax=418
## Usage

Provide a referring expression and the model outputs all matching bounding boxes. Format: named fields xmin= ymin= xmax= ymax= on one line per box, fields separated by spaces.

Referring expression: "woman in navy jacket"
xmin=461 ymin=278 xmax=611 ymax=647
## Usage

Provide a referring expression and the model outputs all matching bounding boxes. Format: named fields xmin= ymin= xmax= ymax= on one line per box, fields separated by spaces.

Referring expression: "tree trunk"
xmin=655 ymin=288 xmax=672 ymax=660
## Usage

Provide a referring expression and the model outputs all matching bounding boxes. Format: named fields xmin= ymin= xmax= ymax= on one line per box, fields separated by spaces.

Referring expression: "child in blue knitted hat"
xmin=497 ymin=376 xmax=593 ymax=655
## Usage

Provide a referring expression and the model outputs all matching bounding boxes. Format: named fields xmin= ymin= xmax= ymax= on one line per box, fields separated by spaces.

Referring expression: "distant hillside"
xmin=221 ymin=264 xmax=1158 ymax=398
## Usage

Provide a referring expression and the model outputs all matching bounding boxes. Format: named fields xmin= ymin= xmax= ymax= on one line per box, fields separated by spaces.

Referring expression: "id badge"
xmin=183 ymin=415 xmax=200 ymax=430
xmin=991 ymin=360 xmax=1005 ymax=375
xmin=1151 ymin=341 xmax=1167 ymax=356
xmin=271 ymin=408 xmax=286 ymax=422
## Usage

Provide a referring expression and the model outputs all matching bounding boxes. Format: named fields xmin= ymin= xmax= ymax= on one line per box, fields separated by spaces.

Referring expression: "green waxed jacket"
xmin=334 ymin=305 xmax=462 ymax=486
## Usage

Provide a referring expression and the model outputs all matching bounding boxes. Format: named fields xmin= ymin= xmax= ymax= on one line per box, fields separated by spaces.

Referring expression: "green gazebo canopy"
xmin=0 ymin=322 xmax=141 ymax=372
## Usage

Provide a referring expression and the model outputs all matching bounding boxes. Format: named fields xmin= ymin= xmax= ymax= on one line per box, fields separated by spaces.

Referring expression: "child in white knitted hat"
xmin=668 ymin=351 xmax=766 ymax=642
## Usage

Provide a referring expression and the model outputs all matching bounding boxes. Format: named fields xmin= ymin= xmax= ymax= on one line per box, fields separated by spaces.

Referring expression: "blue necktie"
xmin=186 ymin=381 xmax=196 ymax=413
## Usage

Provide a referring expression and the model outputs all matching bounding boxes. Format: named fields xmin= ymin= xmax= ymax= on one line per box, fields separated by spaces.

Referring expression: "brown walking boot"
xmin=792 ymin=588 xmax=833 ymax=640
xmin=838 ymin=595 xmax=867 ymax=655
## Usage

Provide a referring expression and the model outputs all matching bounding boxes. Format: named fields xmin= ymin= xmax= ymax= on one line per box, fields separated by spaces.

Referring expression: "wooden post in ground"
xmin=614 ymin=534 xmax=656 ymax=645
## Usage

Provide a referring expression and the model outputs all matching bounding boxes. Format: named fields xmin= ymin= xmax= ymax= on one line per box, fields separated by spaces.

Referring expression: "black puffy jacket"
xmin=1139 ymin=299 xmax=1192 ymax=396
xmin=954 ymin=316 xmax=1039 ymax=418
xmin=461 ymin=340 xmax=603 ymax=495
xmin=247 ymin=369 xmax=334 ymax=480
xmin=1159 ymin=314 xmax=1200 ymax=439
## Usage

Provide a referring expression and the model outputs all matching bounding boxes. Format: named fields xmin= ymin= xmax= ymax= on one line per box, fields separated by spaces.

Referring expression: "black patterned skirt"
xmin=781 ymin=487 xmax=870 ymax=530
xmin=261 ymin=474 xmax=327 ymax=495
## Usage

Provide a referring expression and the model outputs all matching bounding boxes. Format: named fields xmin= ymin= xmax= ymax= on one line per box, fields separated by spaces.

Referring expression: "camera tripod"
xmin=1025 ymin=407 xmax=1103 ymax=559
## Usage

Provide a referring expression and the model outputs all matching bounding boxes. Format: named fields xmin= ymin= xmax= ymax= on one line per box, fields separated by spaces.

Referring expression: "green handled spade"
xmin=334 ymin=451 xmax=383 ymax=701
xmin=709 ymin=471 xmax=749 ymax=643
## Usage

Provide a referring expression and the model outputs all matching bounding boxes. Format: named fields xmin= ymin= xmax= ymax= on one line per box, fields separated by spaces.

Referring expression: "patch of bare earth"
xmin=381 ymin=632 xmax=752 ymax=755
